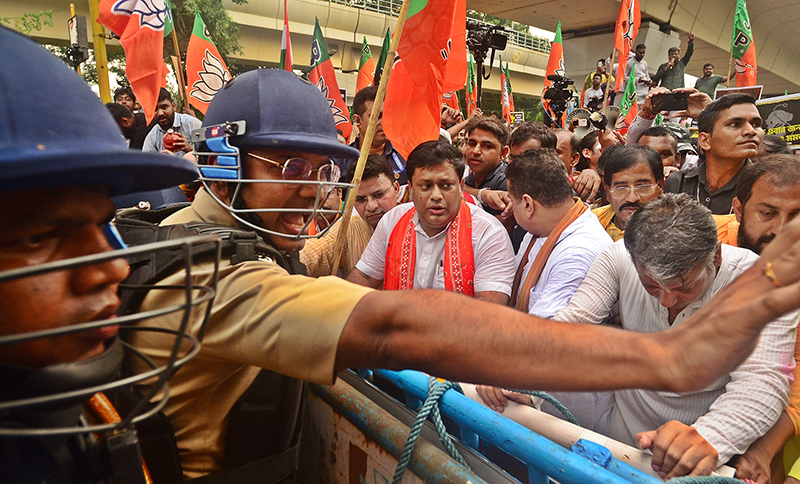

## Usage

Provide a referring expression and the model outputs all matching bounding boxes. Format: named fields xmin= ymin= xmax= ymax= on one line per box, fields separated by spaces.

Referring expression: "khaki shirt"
xmin=128 ymin=188 xmax=372 ymax=477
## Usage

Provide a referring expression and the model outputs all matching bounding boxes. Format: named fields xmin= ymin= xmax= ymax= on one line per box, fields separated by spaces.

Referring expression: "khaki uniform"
xmin=128 ymin=188 xmax=372 ymax=477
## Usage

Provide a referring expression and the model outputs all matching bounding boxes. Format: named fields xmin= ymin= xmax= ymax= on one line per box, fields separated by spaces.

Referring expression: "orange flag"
xmin=309 ymin=19 xmax=352 ymax=139
xmin=613 ymin=0 xmax=640 ymax=92
xmin=541 ymin=22 xmax=566 ymax=127
xmin=98 ymin=0 xmax=170 ymax=123
xmin=186 ymin=12 xmax=231 ymax=114
xmin=356 ymin=36 xmax=375 ymax=93
xmin=383 ymin=0 xmax=467 ymax=159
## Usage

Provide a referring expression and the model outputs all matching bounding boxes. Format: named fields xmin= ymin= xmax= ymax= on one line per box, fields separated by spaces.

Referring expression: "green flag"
xmin=373 ymin=28 xmax=390 ymax=85
xmin=617 ymin=68 xmax=638 ymax=129
xmin=163 ymin=0 xmax=174 ymax=38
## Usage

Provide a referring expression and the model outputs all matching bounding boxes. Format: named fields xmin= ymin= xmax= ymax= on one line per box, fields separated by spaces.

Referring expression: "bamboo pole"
xmin=603 ymin=49 xmax=616 ymax=108
xmin=170 ymin=28 xmax=191 ymax=109
xmin=726 ymin=50 xmax=734 ymax=87
xmin=87 ymin=0 xmax=111 ymax=103
xmin=329 ymin=0 xmax=413 ymax=274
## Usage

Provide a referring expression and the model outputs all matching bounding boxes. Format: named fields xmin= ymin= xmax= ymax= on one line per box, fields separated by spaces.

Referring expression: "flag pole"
xmin=170 ymin=28 xmax=191 ymax=109
xmin=330 ymin=0 xmax=412 ymax=275
xmin=604 ymin=48 xmax=616 ymax=108
xmin=726 ymin=50 xmax=734 ymax=87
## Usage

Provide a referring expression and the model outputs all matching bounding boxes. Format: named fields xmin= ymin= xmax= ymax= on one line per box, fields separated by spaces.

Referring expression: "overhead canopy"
xmin=468 ymin=0 xmax=800 ymax=96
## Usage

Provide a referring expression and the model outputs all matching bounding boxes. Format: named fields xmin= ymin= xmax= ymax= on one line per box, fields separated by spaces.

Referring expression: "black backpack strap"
xmin=188 ymin=442 xmax=301 ymax=484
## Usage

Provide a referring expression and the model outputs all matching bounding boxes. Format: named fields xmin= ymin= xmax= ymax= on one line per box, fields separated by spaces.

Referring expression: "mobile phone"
xmin=651 ymin=92 xmax=688 ymax=113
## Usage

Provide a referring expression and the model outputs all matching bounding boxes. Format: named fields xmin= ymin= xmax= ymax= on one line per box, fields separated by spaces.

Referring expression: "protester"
xmin=576 ymin=130 xmax=602 ymax=172
xmin=637 ymin=125 xmax=679 ymax=175
xmin=461 ymin=117 xmax=510 ymax=216
xmin=338 ymin=85 xmax=407 ymax=183
xmin=561 ymin=194 xmax=796 ymax=479
xmin=652 ymin=32 xmax=695 ymax=90
xmin=694 ymin=63 xmax=727 ymax=98
xmin=477 ymin=149 xmax=613 ymax=430
xmin=0 ymin=27 xmax=205 ymax=483
xmin=625 ymin=44 xmax=651 ymax=105
xmin=593 ymin=145 xmax=664 ymax=241
xmin=583 ymin=73 xmax=605 ymax=111
xmin=349 ymin=140 xmax=515 ymax=304
xmin=106 ymin=102 xmax=150 ymax=149
xmin=757 ymin=133 xmax=793 ymax=157
xmin=301 ymin=154 xmax=399 ymax=277
xmin=664 ymin=93 xmax=763 ymax=214
xmin=583 ymin=59 xmax=614 ymax=98
xmin=142 ymin=88 xmax=202 ymax=155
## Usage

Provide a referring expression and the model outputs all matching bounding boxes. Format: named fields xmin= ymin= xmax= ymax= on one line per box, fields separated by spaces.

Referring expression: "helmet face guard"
xmin=193 ymin=122 xmax=354 ymax=240
xmin=0 ymin=232 xmax=221 ymax=437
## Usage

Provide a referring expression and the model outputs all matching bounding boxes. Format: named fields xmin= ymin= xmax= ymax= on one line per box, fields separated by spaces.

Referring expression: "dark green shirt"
xmin=695 ymin=75 xmax=725 ymax=98
xmin=652 ymin=41 xmax=694 ymax=90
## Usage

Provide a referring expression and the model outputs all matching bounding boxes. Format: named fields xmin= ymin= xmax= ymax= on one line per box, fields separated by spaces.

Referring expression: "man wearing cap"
xmin=124 ymin=68 xmax=800 ymax=482
xmin=0 ymin=27 xmax=204 ymax=483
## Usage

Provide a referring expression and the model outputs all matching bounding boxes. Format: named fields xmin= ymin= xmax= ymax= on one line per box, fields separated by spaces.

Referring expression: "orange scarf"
xmin=511 ymin=198 xmax=587 ymax=311
xmin=384 ymin=200 xmax=475 ymax=296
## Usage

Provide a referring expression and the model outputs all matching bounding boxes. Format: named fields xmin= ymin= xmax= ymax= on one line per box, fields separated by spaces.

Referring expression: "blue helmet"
xmin=194 ymin=69 xmax=359 ymax=239
xmin=0 ymin=27 xmax=198 ymax=195
xmin=0 ymin=26 xmax=217 ymax=445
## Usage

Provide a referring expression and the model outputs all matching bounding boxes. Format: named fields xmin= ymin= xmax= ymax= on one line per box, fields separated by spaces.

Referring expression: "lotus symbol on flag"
xmin=190 ymin=50 xmax=231 ymax=103
xmin=314 ymin=76 xmax=349 ymax=127
xmin=111 ymin=0 xmax=170 ymax=31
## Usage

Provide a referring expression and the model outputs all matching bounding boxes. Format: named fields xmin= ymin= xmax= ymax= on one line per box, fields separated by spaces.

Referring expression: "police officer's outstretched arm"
xmin=336 ymin=216 xmax=800 ymax=394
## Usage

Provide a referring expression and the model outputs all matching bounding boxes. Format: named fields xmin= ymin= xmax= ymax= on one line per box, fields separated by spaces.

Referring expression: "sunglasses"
xmin=247 ymin=153 xmax=340 ymax=191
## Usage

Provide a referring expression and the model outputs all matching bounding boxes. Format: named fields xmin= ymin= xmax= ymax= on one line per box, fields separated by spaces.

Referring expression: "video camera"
xmin=542 ymin=74 xmax=576 ymax=127
xmin=466 ymin=20 xmax=509 ymax=54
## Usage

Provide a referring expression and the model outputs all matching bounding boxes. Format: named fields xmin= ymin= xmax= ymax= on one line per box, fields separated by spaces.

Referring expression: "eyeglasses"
xmin=607 ymin=183 xmax=658 ymax=199
xmin=247 ymin=153 xmax=340 ymax=187
xmin=355 ymin=188 xmax=391 ymax=205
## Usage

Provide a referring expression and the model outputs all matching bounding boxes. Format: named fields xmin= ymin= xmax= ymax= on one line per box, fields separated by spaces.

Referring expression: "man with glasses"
xmin=593 ymin=145 xmax=664 ymax=241
xmin=127 ymin=69 xmax=800 ymax=482
xmin=301 ymin=154 xmax=400 ymax=277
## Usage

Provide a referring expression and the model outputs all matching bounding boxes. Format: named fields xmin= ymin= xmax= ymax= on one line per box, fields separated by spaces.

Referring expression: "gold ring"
xmin=762 ymin=262 xmax=786 ymax=287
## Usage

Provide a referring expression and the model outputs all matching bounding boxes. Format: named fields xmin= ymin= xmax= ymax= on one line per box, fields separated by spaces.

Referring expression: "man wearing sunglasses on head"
xmin=127 ymin=69 xmax=800 ymax=483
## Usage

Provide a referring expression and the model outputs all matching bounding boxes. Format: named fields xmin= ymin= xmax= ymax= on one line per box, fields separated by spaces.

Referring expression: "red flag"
xmin=613 ymin=0 xmax=640 ymax=92
xmin=309 ymin=19 xmax=352 ymax=139
xmin=280 ymin=0 xmax=293 ymax=71
xmin=98 ymin=0 xmax=170 ymax=123
xmin=383 ymin=0 xmax=467 ymax=159
xmin=356 ymin=36 xmax=375 ymax=93
xmin=186 ymin=12 xmax=231 ymax=114
xmin=542 ymin=22 xmax=566 ymax=127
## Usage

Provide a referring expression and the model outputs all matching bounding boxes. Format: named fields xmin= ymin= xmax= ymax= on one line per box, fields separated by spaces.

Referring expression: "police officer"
xmin=0 ymin=27 xmax=211 ymax=484
xmin=125 ymin=68 xmax=800 ymax=481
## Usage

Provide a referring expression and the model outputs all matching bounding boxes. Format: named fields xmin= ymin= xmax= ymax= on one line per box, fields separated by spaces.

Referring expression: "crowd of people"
xmin=4 ymin=22 xmax=800 ymax=484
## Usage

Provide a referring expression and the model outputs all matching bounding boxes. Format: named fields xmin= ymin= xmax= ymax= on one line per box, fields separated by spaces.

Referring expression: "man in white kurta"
xmin=554 ymin=196 xmax=797 ymax=471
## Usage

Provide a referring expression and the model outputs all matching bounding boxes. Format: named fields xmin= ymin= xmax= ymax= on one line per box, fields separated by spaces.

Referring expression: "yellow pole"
xmin=329 ymin=0 xmax=413 ymax=274
xmin=726 ymin=50 xmax=734 ymax=87
xmin=170 ymin=29 xmax=191 ymax=109
xmin=88 ymin=0 xmax=111 ymax=103
xmin=70 ymin=4 xmax=81 ymax=76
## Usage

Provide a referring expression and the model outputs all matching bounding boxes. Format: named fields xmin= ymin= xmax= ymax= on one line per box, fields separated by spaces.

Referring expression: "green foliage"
xmin=0 ymin=10 xmax=53 ymax=35
xmin=45 ymin=45 xmax=127 ymax=88
xmin=166 ymin=0 xmax=247 ymax=74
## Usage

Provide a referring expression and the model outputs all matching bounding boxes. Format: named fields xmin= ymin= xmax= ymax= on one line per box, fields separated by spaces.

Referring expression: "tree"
xmin=166 ymin=0 xmax=248 ymax=75
xmin=0 ymin=10 xmax=53 ymax=36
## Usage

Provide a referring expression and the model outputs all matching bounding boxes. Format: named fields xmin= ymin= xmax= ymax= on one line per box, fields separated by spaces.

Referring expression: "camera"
xmin=543 ymin=74 xmax=576 ymax=127
xmin=466 ymin=20 xmax=508 ymax=53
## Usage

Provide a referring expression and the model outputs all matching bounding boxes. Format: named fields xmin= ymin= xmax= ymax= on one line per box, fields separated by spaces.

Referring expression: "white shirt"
xmin=143 ymin=112 xmax=202 ymax=154
xmin=623 ymin=56 xmax=651 ymax=103
xmin=583 ymin=87 xmax=604 ymax=108
xmin=555 ymin=242 xmax=798 ymax=464
xmin=516 ymin=209 xmax=612 ymax=319
xmin=356 ymin=201 xmax=515 ymax=295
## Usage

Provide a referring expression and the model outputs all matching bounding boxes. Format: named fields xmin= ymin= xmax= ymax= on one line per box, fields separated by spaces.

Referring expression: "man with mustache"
xmin=592 ymin=145 xmax=664 ymax=241
xmin=301 ymin=154 xmax=400 ymax=277
xmin=349 ymin=140 xmax=515 ymax=305
xmin=664 ymin=94 xmax=764 ymax=214
xmin=142 ymin=88 xmax=201 ymax=155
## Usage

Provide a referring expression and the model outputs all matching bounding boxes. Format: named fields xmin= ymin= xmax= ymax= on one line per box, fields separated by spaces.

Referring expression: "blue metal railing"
xmin=324 ymin=0 xmax=552 ymax=54
xmin=372 ymin=369 xmax=662 ymax=484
